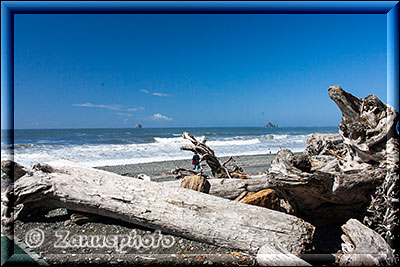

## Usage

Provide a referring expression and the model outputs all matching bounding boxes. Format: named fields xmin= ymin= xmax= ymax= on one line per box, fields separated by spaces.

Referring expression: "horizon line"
xmin=3 ymin=125 xmax=339 ymax=131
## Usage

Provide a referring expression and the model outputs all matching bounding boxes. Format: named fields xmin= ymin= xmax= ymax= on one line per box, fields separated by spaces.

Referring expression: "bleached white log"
xmin=8 ymin=159 xmax=314 ymax=255
xmin=257 ymin=243 xmax=312 ymax=266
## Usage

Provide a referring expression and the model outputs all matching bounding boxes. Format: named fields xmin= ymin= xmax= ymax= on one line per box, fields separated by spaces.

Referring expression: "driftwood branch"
xmin=180 ymin=132 xmax=246 ymax=178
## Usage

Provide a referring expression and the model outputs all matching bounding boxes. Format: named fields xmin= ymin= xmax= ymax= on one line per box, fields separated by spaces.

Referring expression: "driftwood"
xmin=164 ymin=176 xmax=271 ymax=200
xmin=165 ymin=176 xmax=293 ymax=211
xmin=328 ymin=86 xmax=399 ymax=170
xmin=170 ymin=167 xmax=200 ymax=180
xmin=257 ymin=243 xmax=312 ymax=266
xmin=267 ymin=149 xmax=387 ymax=226
xmin=222 ymin=156 xmax=244 ymax=173
xmin=264 ymin=86 xmax=399 ymax=228
xmin=179 ymin=132 xmax=247 ymax=178
xmin=3 ymin=159 xmax=315 ymax=255
xmin=168 ymin=158 xmax=388 ymax=226
xmin=179 ymin=132 xmax=228 ymax=177
xmin=1 ymin=160 xmax=31 ymax=235
xmin=238 ymin=189 xmax=280 ymax=211
xmin=363 ymin=170 xmax=399 ymax=248
xmin=179 ymin=175 xmax=210 ymax=193
xmin=340 ymin=219 xmax=396 ymax=266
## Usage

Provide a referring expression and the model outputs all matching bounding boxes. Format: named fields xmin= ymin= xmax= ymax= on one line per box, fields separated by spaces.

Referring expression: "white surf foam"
xmin=12 ymin=133 xmax=309 ymax=167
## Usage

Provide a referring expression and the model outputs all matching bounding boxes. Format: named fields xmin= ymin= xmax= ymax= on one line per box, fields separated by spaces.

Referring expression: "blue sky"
xmin=13 ymin=14 xmax=387 ymax=129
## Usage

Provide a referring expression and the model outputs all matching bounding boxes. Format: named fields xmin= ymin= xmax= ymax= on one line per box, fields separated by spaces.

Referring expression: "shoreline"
xmin=96 ymin=153 xmax=280 ymax=182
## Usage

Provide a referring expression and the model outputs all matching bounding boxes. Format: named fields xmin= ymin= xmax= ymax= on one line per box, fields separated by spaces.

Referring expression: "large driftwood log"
xmin=265 ymin=86 xmax=399 ymax=228
xmin=268 ymin=149 xmax=386 ymax=226
xmin=340 ymin=219 xmax=396 ymax=266
xmin=5 ymin=159 xmax=315 ymax=255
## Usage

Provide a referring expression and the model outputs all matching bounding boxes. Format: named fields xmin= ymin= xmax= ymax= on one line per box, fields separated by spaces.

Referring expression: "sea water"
xmin=2 ymin=127 xmax=338 ymax=167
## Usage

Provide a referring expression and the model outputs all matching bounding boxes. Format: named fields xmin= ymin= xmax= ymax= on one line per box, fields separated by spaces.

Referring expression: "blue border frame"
xmin=1 ymin=1 xmax=399 ymax=265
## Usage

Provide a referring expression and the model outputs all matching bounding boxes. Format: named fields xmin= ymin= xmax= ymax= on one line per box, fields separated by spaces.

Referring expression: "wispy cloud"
xmin=73 ymin=103 xmax=143 ymax=112
xmin=152 ymin=92 xmax=170 ymax=97
xmin=73 ymin=103 xmax=122 ymax=110
xmin=126 ymin=106 xmax=145 ymax=112
xmin=117 ymin=112 xmax=133 ymax=117
xmin=151 ymin=113 xmax=172 ymax=121
xmin=140 ymin=89 xmax=171 ymax=97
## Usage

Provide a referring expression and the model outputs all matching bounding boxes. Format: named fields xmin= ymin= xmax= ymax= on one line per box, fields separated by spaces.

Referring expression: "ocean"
xmin=2 ymin=127 xmax=338 ymax=167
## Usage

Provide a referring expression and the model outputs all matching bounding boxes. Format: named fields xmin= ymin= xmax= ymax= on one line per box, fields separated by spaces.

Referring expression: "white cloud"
xmin=152 ymin=92 xmax=170 ymax=97
xmin=73 ymin=103 xmax=143 ymax=112
xmin=140 ymin=89 xmax=171 ymax=97
xmin=151 ymin=113 xmax=172 ymax=121
xmin=73 ymin=103 xmax=121 ymax=110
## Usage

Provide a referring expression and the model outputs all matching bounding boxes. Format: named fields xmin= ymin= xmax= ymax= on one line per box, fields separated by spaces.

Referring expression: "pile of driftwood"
xmin=1 ymin=86 xmax=398 ymax=265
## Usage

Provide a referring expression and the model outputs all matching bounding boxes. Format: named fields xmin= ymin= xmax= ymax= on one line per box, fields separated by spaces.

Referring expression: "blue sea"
xmin=2 ymin=127 xmax=338 ymax=167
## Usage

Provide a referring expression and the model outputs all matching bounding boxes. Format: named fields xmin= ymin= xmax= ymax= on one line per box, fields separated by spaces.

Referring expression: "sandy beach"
xmin=96 ymin=153 xmax=277 ymax=181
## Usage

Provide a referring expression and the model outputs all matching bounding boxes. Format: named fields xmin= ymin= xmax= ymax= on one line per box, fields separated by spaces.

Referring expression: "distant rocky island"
xmin=264 ymin=122 xmax=278 ymax=128
xmin=135 ymin=124 xmax=142 ymax=128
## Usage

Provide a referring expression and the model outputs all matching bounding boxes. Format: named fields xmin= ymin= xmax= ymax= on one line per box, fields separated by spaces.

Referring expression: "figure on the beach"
xmin=192 ymin=152 xmax=200 ymax=171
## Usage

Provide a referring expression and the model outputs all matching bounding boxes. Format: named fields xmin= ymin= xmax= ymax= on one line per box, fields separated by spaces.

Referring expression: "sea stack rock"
xmin=135 ymin=124 xmax=142 ymax=128
xmin=265 ymin=122 xmax=277 ymax=128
